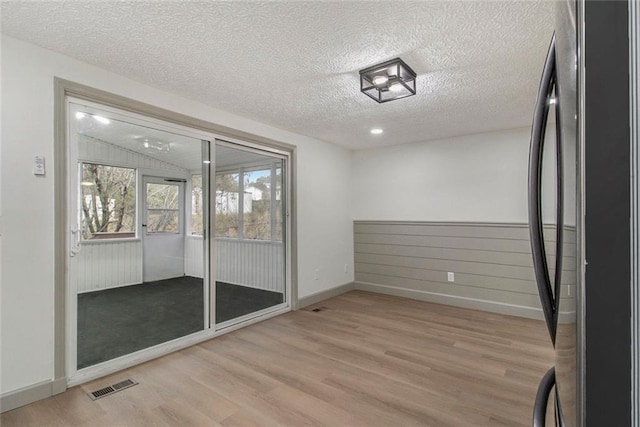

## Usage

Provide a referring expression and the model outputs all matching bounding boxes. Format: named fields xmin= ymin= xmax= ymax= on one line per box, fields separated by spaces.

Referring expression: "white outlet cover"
xmin=447 ymin=272 xmax=455 ymax=282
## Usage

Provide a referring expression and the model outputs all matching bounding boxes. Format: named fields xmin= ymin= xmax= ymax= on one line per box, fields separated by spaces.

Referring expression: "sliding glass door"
xmin=214 ymin=141 xmax=287 ymax=327
xmin=65 ymin=98 xmax=291 ymax=383
xmin=68 ymin=101 xmax=211 ymax=372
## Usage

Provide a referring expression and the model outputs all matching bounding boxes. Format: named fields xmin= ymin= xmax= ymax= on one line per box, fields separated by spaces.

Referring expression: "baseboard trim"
xmin=1 ymin=377 xmax=67 ymax=413
xmin=354 ymin=281 xmax=544 ymax=320
xmin=297 ymin=282 xmax=355 ymax=309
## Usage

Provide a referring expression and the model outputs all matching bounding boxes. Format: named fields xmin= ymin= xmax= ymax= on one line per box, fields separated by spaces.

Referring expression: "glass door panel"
xmin=214 ymin=142 xmax=287 ymax=326
xmin=143 ymin=178 xmax=184 ymax=282
xmin=70 ymin=102 xmax=210 ymax=370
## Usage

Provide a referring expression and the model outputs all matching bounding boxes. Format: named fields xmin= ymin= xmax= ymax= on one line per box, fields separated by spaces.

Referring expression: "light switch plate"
xmin=34 ymin=156 xmax=45 ymax=175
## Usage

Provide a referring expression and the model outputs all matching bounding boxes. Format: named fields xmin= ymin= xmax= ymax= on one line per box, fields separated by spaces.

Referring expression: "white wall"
xmin=352 ymin=128 xmax=538 ymax=223
xmin=0 ymin=35 xmax=354 ymax=396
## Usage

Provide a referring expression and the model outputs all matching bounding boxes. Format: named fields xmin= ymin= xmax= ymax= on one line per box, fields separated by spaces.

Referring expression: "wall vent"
xmin=88 ymin=378 xmax=138 ymax=401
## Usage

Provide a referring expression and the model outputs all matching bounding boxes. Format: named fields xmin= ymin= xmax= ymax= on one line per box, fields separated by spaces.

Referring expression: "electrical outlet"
xmin=447 ymin=272 xmax=455 ymax=282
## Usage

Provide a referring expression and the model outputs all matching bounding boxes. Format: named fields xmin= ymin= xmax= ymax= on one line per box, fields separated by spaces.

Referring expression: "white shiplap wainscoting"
xmin=216 ymin=239 xmax=285 ymax=292
xmin=186 ymin=236 xmax=284 ymax=292
xmin=184 ymin=236 xmax=205 ymax=278
xmin=353 ymin=221 xmax=576 ymax=319
xmin=76 ymin=240 xmax=143 ymax=293
xmin=78 ymin=237 xmax=283 ymax=293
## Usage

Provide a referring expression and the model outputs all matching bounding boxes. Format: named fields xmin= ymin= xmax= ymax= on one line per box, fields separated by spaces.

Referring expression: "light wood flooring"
xmin=1 ymin=291 xmax=554 ymax=426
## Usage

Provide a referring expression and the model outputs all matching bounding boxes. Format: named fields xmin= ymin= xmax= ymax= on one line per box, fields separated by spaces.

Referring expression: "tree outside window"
xmin=146 ymin=183 xmax=180 ymax=233
xmin=215 ymin=172 xmax=240 ymax=237
xmin=214 ymin=164 xmax=283 ymax=241
xmin=191 ymin=174 xmax=203 ymax=235
xmin=80 ymin=163 xmax=136 ymax=239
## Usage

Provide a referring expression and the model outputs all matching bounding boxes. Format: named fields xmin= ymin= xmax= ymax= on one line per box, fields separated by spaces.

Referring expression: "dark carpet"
xmin=77 ymin=276 xmax=283 ymax=369
xmin=215 ymin=281 xmax=284 ymax=324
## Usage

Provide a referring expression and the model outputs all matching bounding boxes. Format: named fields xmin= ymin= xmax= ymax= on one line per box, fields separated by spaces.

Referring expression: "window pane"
xmin=146 ymin=183 xmax=180 ymax=233
xmin=81 ymin=163 xmax=136 ymax=240
xmin=146 ymin=183 xmax=179 ymax=209
xmin=243 ymin=168 xmax=271 ymax=240
xmin=215 ymin=173 xmax=239 ymax=237
xmin=147 ymin=210 xmax=179 ymax=233
xmin=191 ymin=174 xmax=203 ymax=235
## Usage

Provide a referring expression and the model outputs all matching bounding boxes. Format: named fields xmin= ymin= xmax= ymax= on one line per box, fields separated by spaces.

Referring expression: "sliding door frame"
xmin=213 ymin=138 xmax=292 ymax=330
xmin=54 ymin=78 xmax=298 ymax=389
xmin=65 ymin=97 xmax=218 ymax=384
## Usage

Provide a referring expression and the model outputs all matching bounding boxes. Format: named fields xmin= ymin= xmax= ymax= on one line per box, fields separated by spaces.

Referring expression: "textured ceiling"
xmin=1 ymin=1 xmax=554 ymax=150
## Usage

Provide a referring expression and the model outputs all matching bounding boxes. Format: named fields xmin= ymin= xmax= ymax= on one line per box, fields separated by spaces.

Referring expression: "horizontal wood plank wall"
xmin=354 ymin=221 xmax=576 ymax=319
xmin=76 ymin=240 xmax=143 ymax=293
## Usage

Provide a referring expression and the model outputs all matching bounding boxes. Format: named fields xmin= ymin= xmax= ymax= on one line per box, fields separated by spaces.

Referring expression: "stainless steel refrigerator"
xmin=528 ymin=1 xmax=580 ymax=426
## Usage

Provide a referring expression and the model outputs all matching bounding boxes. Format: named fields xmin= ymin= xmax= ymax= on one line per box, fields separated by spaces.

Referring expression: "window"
xmin=214 ymin=163 xmax=283 ymax=241
xmin=243 ymin=168 xmax=271 ymax=240
xmin=80 ymin=163 xmax=136 ymax=240
xmin=215 ymin=172 xmax=240 ymax=237
xmin=146 ymin=183 xmax=180 ymax=233
xmin=191 ymin=174 xmax=203 ymax=235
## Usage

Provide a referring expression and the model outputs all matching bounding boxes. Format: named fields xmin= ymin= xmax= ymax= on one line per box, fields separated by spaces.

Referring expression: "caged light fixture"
xmin=359 ymin=57 xmax=417 ymax=103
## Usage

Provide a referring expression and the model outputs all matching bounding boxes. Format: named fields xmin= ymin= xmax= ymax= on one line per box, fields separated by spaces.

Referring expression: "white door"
xmin=143 ymin=176 xmax=185 ymax=282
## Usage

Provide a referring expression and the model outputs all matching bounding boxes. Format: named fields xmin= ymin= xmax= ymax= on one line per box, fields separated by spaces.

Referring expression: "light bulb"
xmin=370 ymin=128 xmax=384 ymax=135
xmin=372 ymin=75 xmax=389 ymax=86
xmin=93 ymin=115 xmax=111 ymax=124
xmin=389 ymin=83 xmax=403 ymax=93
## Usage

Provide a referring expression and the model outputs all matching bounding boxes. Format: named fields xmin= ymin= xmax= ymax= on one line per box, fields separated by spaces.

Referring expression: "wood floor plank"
xmin=1 ymin=290 xmax=554 ymax=426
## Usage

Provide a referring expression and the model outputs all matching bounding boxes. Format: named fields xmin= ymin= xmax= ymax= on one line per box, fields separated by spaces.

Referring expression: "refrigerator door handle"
xmin=552 ymin=79 xmax=564 ymax=332
xmin=533 ymin=367 xmax=556 ymax=427
xmin=528 ymin=33 xmax=558 ymax=343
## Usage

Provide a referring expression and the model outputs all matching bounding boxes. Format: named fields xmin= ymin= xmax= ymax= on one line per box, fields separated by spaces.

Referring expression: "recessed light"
xmin=93 ymin=115 xmax=111 ymax=124
xmin=370 ymin=128 xmax=384 ymax=135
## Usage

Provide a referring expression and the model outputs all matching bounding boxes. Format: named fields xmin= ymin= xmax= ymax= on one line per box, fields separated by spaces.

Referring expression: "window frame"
xmin=214 ymin=161 xmax=283 ymax=242
xmin=78 ymin=161 xmax=138 ymax=242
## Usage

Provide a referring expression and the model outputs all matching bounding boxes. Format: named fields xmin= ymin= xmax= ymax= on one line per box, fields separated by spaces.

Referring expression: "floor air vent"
xmin=88 ymin=378 xmax=138 ymax=401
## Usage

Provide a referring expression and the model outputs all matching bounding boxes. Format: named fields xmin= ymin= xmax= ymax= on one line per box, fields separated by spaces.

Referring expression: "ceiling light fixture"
xmin=370 ymin=128 xmax=384 ymax=135
xmin=360 ymin=57 xmax=417 ymax=103
xmin=142 ymin=139 xmax=170 ymax=152
xmin=92 ymin=115 xmax=111 ymax=125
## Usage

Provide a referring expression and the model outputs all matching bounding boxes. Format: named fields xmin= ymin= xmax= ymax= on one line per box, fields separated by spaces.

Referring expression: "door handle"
xmin=528 ymin=33 xmax=558 ymax=344
xmin=533 ymin=367 xmax=556 ymax=427
xmin=70 ymin=225 xmax=82 ymax=257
